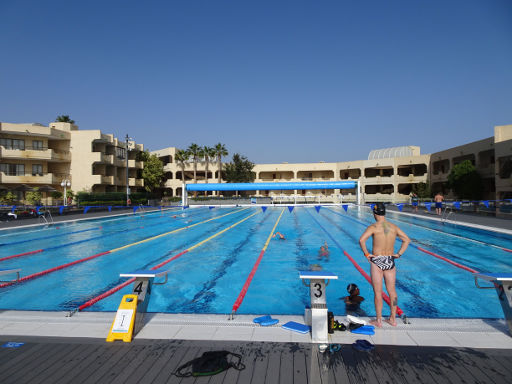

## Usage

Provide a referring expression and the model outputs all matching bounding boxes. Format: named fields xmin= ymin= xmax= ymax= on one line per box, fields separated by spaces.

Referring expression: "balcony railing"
xmin=0 ymin=146 xmax=71 ymax=161
xmin=0 ymin=172 xmax=56 ymax=184
xmin=101 ymin=176 xmax=115 ymax=184
xmin=129 ymin=178 xmax=144 ymax=187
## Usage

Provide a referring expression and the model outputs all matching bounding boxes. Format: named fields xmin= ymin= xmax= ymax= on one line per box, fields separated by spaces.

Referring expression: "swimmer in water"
xmin=318 ymin=244 xmax=330 ymax=260
xmin=342 ymin=283 xmax=364 ymax=306
xmin=359 ymin=203 xmax=410 ymax=327
xmin=273 ymin=231 xmax=285 ymax=240
xmin=342 ymin=283 xmax=366 ymax=316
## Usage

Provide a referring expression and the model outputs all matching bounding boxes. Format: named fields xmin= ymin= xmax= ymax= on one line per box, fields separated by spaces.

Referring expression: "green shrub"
xmin=76 ymin=192 xmax=150 ymax=205
xmin=26 ymin=189 xmax=42 ymax=205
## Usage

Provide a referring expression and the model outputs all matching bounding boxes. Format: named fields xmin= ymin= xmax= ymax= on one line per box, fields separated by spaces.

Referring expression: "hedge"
xmin=76 ymin=192 xmax=150 ymax=205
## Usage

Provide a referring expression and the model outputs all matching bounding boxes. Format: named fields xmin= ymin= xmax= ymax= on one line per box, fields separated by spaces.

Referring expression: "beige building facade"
xmin=429 ymin=124 xmax=512 ymax=200
xmin=153 ymin=125 xmax=511 ymax=203
xmin=0 ymin=122 xmax=145 ymax=203
xmin=1 ymin=120 xmax=510 ymax=204
xmin=153 ymin=145 xmax=430 ymax=203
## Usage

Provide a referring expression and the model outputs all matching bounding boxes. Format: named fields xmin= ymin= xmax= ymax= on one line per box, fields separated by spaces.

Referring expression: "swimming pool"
xmin=0 ymin=206 xmax=510 ymax=318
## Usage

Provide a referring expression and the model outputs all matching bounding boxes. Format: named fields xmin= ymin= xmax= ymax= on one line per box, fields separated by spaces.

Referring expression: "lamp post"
xmin=61 ymin=179 xmax=71 ymax=206
xmin=126 ymin=134 xmax=131 ymax=206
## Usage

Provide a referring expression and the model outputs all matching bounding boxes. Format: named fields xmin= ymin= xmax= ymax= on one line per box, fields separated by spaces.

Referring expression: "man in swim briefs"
xmin=359 ymin=203 xmax=410 ymax=327
xmin=434 ymin=192 xmax=444 ymax=215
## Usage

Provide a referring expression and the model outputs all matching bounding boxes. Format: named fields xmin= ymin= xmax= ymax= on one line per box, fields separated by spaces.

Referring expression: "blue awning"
xmin=186 ymin=181 xmax=357 ymax=191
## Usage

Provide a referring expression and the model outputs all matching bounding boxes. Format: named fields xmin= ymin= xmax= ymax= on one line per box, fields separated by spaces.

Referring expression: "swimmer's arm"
xmin=395 ymin=226 xmax=410 ymax=257
xmin=359 ymin=226 xmax=374 ymax=260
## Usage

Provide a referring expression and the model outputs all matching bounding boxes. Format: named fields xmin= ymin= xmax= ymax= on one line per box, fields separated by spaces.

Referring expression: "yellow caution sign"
xmin=106 ymin=294 xmax=138 ymax=342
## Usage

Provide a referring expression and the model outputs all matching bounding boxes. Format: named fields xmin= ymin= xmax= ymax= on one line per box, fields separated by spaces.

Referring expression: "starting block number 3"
xmin=310 ymin=281 xmax=326 ymax=305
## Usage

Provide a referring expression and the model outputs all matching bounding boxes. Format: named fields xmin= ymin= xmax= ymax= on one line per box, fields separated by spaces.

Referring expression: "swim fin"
xmin=350 ymin=325 xmax=375 ymax=335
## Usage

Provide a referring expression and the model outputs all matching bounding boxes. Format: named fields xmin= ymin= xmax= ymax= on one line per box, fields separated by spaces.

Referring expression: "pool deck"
xmin=1 ymin=311 xmax=512 ymax=349
xmin=1 ymin=312 xmax=512 ymax=383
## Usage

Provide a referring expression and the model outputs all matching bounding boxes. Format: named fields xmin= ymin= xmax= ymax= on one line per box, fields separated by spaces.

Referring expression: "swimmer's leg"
xmin=370 ymin=262 xmax=383 ymax=327
xmin=383 ymin=267 xmax=397 ymax=326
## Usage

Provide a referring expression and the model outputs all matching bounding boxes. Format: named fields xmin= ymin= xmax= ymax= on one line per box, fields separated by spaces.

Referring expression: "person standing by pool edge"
xmin=359 ymin=203 xmax=410 ymax=327
xmin=434 ymin=192 xmax=444 ymax=215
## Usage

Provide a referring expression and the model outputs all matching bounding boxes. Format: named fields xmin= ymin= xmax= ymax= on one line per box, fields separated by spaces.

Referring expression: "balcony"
xmin=114 ymin=157 xmax=126 ymax=167
xmin=127 ymin=159 xmax=143 ymax=169
xmin=363 ymin=175 xmax=394 ymax=183
xmin=101 ymin=154 xmax=114 ymax=164
xmin=163 ymin=179 xmax=180 ymax=188
xmin=396 ymin=174 xmax=427 ymax=183
xmin=129 ymin=178 xmax=144 ymax=187
xmin=0 ymin=173 xmax=56 ymax=185
xmin=101 ymin=176 xmax=115 ymax=184
xmin=0 ymin=147 xmax=71 ymax=162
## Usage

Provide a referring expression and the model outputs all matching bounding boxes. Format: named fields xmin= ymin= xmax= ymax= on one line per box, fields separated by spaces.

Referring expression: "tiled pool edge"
xmin=1 ymin=310 xmax=511 ymax=349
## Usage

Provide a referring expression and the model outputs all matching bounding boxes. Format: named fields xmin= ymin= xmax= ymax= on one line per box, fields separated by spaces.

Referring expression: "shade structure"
xmin=13 ymin=184 xmax=35 ymax=192
xmin=185 ymin=181 xmax=358 ymax=192
xmin=37 ymin=185 xmax=57 ymax=193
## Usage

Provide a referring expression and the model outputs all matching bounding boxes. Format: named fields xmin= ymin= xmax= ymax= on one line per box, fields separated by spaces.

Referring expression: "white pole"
xmin=356 ymin=180 xmax=361 ymax=206
xmin=182 ymin=183 xmax=187 ymax=207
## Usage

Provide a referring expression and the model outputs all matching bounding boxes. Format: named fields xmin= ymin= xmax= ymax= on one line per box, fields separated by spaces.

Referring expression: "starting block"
xmin=299 ymin=270 xmax=338 ymax=343
xmin=474 ymin=272 xmax=512 ymax=336
xmin=0 ymin=269 xmax=21 ymax=283
xmin=106 ymin=269 xmax=169 ymax=343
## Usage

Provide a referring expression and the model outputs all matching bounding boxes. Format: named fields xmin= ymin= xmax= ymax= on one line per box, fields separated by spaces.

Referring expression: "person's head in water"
xmin=373 ymin=203 xmax=386 ymax=220
xmin=347 ymin=283 xmax=360 ymax=297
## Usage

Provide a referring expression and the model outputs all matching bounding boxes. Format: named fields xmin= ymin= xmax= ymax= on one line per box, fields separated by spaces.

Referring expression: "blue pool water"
xmin=0 ymin=206 xmax=511 ymax=318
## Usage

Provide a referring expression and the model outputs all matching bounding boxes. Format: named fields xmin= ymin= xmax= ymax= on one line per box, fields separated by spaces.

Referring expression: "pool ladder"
xmin=39 ymin=210 xmax=54 ymax=225
xmin=441 ymin=206 xmax=454 ymax=223
xmin=137 ymin=204 xmax=146 ymax=218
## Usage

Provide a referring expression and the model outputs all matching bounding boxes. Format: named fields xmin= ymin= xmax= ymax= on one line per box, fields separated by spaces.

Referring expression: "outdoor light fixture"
xmin=61 ymin=179 xmax=71 ymax=206
xmin=125 ymin=134 xmax=133 ymax=206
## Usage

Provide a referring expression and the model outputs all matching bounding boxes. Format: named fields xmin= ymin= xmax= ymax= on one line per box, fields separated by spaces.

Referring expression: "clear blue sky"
xmin=1 ymin=0 xmax=511 ymax=163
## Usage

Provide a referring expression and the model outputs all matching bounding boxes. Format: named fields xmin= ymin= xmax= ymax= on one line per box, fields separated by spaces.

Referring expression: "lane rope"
xmin=78 ymin=209 xmax=261 ymax=311
xmin=0 ymin=208 xmax=248 ymax=289
xmin=231 ymin=208 xmax=285 ymax=315
xmin=0 ymin=207 xmax=217 ymax=262
xmin=0 ymin=227 xmax=100 ymax=247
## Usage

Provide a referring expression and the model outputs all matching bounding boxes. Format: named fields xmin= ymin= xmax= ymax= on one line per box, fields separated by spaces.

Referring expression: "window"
xmin=32 ymin=140 xmax=43 ymax=150
xmin=32 ymin=164 xmax=43 ymax=176
xmin=0 ymin=163 xmax=25 ymax=176
xmin=116 ymin=147 xmax=126 ymax=160
xmin=0 ymin=138 xmax=25 ymax=150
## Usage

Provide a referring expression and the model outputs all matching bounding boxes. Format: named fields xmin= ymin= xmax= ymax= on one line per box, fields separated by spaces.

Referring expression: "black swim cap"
xmin=347 ymin=283 xmax=358 ymax=294
xmin=373 ymin=203 xmax=386 ymax=216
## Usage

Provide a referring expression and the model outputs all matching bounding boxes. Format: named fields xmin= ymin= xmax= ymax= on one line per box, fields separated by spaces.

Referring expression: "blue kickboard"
xmin=260 ymin=318 xmax=279 ymax=326
xmin=253 ymin=315 xmax=272 ymax=324
xmin=282 ymin=321 xmax=311 ymax=334
xmin=350 ymin=325 xmax=375 ymax=335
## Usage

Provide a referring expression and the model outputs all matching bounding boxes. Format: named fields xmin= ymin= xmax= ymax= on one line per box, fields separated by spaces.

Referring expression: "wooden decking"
xmin=0 ymin=336 xmax=511 ymax=383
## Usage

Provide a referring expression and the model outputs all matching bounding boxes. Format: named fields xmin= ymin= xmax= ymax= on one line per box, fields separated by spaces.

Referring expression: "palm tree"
xmin=55 ymin=115 xmax=75 ymax=124
xmin=203 ymin=146 xmax=216 ymax=196
xmin=187 ymin=143 xmax=201 ymax=184
xmin=203 ymin=146 xmax=216 ymax=184
xmin=175 ymin=149 xmax=189 ymax=187
xmin=214 ymin=143 xmax=228 ymax=184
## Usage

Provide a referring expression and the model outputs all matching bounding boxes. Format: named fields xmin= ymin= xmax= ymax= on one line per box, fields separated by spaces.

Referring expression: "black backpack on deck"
xmin=174 ymin=350 xmax=245 ymax=377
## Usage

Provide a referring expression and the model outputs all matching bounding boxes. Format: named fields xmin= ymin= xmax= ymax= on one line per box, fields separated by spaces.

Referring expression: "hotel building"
xmin=1 ymin=121 xmax=510 ymax=204
xmin=153 ymin=125 xmax=511 ymax=203
xmin=0 ymin=122 xmax=145 ymax=203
